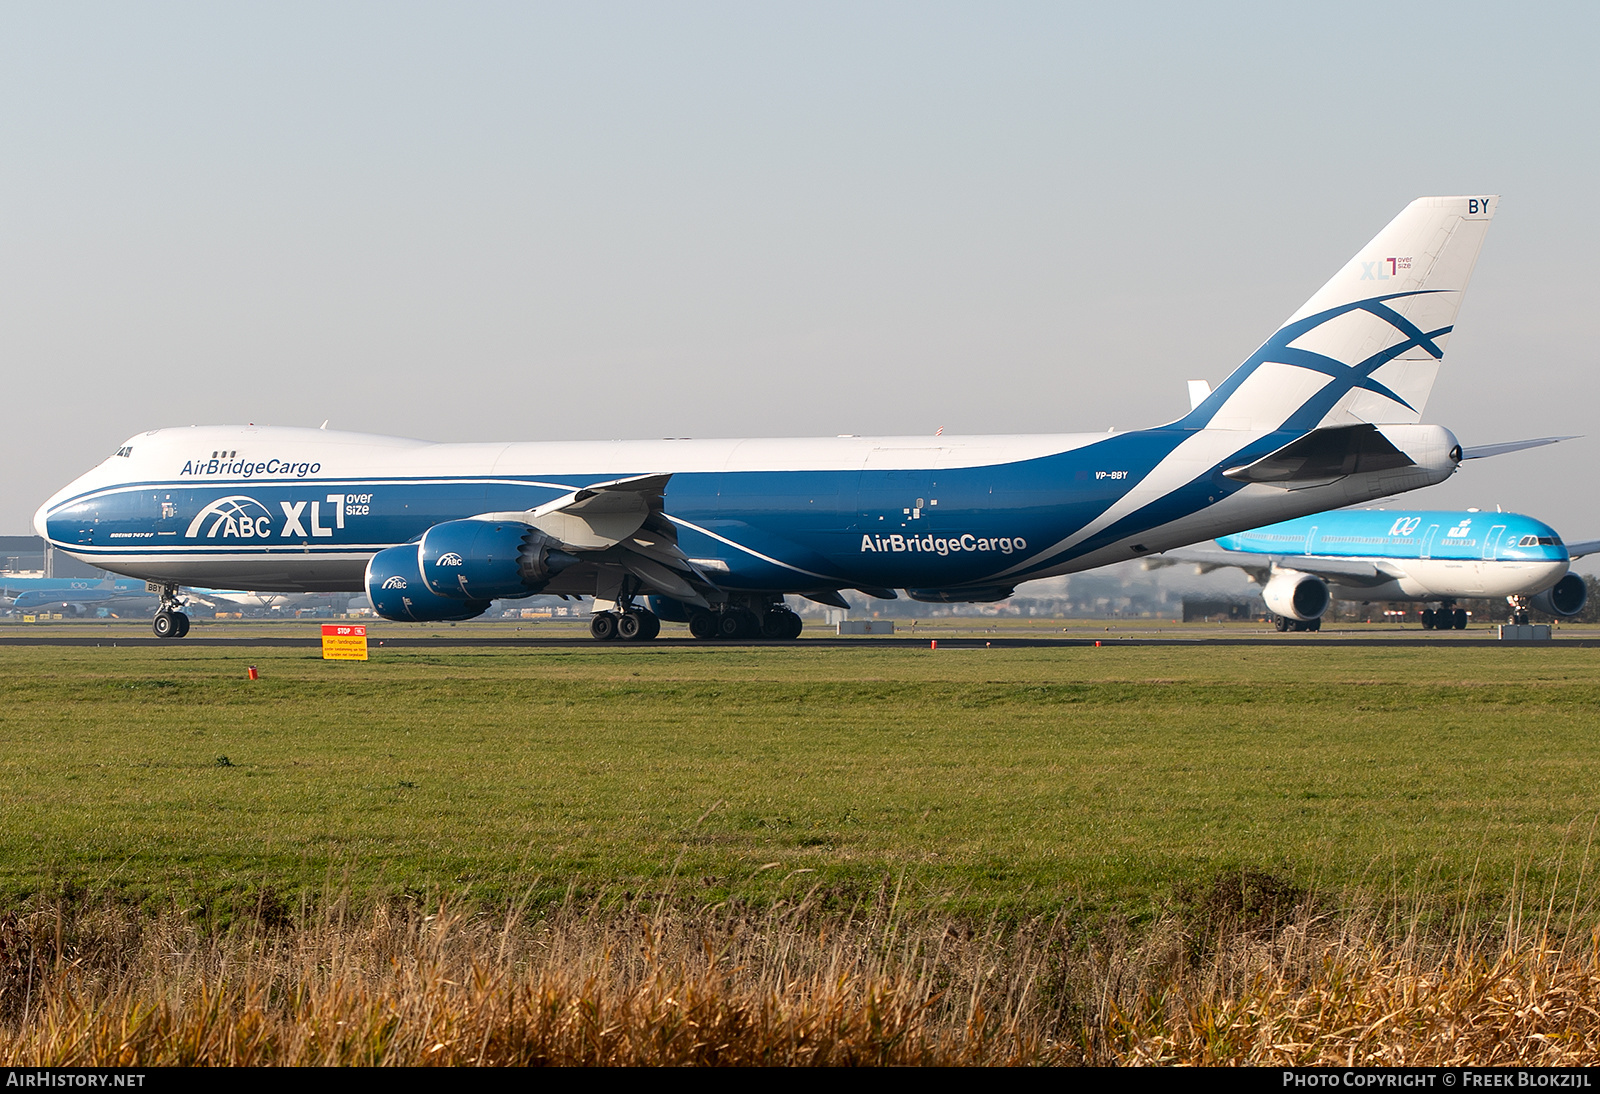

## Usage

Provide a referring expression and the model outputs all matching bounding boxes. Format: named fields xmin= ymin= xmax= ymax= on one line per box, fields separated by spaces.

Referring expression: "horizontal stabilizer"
xmin=1223 ymin=424 xmax=1413 ymax=486
xmin=1459 ymin=436 xmax=1577 ymax=460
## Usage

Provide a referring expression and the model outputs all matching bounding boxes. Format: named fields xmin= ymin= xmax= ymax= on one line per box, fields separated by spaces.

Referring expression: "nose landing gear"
xmin=151 ymin=584 xmax=191 ymax=638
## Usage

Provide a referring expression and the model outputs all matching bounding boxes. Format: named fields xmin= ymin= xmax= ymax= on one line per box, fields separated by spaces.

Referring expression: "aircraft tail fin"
xmin=1185 ymin=196 xmax=1498 ymax=433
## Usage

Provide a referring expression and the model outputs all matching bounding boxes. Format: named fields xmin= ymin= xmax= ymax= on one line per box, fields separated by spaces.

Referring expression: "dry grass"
xmin=3 ymin=877 xmax=1600 ymax=1065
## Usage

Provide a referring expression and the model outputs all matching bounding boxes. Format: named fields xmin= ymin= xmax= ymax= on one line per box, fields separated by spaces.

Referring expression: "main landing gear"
xmin=585 ymin=584 xmax=803 ymax=643
xmin=151 ymin=584 xmax=191 ymax=639
xmin=687 ymin=601 xmax=803 ymax=641
xmin=1421 ymin=604 xmax=1468 ymax=630
xmin=1272 ymin=616 xmax=1321 ymax=632
xmin=589 ymin=607 xmax=662 ymax=642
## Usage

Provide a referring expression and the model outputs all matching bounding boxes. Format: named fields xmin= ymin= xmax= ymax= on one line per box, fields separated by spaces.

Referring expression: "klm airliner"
xmin=36 ymin=196 xmax=1546 ymax=641
xmin=1 ymin=575 xmax=155 ymax=617
xmin=1149 ymin=509 xmax=1599 ymax=631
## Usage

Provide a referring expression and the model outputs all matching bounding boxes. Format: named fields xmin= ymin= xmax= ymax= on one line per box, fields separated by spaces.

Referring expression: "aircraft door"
xmin=1482 ymin=525 xmax=1506 ymax=560
xmin=1420 ymin=524 xmax=1438 ymax=559
xmin=1304 ymin=525 xmax=1319 ymax=555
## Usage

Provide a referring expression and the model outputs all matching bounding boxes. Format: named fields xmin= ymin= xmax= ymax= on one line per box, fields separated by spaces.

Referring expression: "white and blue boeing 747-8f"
xmin=36 ymin=196 xmax=1546 ymax=641
xmin=1147 ymin=509 xmax=1599 ymax=632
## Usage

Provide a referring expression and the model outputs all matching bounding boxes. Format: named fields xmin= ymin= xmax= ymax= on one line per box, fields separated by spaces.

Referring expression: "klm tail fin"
xmin=1187 ymin=195 xmax=1498 ymax=432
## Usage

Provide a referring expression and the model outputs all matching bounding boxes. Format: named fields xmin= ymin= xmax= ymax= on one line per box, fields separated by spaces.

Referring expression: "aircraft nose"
xmin=32 ymin=500 xmax=51 ymax=540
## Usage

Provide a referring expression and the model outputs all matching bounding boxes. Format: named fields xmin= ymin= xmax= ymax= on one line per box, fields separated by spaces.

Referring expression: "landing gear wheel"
xmin=1420 ymin=609 xmax=1435 ymax=630
xmin=688 ymin=612 xmax=717 ymax=640
xmin=1454 ymin=609 xmax=1468 ymax=630
xmin=1273 ymin=616 xmax=1289 ymax=632
xmin=1307 ymin=618 xmax=1321 ymax=633
xmin=781 ymin=610 xmax=803 ymax=640
xmin=1514 ymin=610 xmax=1531 ymax=626
xmin=589 ymin=612 xmax=619 ymax=641
xmin=152 ymin=610 xmax=187 ymax=639
xmin=759 ymin=611 xmax=789 ymax=640
xmin=717 ymin=610 xmax=754 ymax=640
xmin=616 ymin=610 xmax=660 ymax=641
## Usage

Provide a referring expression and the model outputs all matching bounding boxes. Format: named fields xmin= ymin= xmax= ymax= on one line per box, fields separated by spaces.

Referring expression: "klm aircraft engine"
xmin=1262 ymin=569 xmax=1330 ymax=629
xmin=1531 ymin=573 xmax=1588 ymax=617
xmin=366 ymin=520 xmax=579 ymax=622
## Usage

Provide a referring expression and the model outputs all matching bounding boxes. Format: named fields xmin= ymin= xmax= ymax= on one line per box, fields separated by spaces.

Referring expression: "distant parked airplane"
xmin=1 ymin=575 xmax=156 ymax=616
xmin=1148 ymin=509 xmax=1599 ymax=630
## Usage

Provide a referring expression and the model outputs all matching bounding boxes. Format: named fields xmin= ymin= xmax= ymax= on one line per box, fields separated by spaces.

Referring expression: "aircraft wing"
xmin=1145 ymin=545 xmax=1273 ymax=580
xmin=481 ymin=473 xmax=719 ymax=608
xmin=1565 ymin=539 xmax=1600 ymax=560
xmin=1146 ymin=546 xmax=1391 ymax=587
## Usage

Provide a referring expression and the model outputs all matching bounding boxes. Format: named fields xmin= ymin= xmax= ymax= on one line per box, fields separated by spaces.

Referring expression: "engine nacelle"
xmin=1261 ymin=569 xmax=1330 ymax=622
xmin=366 ymin=543 xmax=492 ymax=623
xmin=417 ymin=519 xmax=578 ymax=601
xmin=1531 ymin=573 xmax=1587 ymax=617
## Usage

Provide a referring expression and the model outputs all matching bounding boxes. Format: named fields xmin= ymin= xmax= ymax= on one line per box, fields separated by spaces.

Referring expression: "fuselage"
xmin=36 ymin=422 xmax=1460 ymax=597
xmin=1216 ymin=509 xmax=1570 ymax=601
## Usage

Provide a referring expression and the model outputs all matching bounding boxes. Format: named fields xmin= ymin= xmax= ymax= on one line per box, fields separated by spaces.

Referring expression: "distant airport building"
xmin=0 ymin=536 xmax=104 ymax=578
xmin=1182 ymin=598 xmax=1264 ymax=623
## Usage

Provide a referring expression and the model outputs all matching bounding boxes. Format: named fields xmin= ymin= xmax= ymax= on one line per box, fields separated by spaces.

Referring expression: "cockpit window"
xmin=1520 ymin=535 xmax=1536 ymax=546
xmin=1520 ymin=535 xmax=1562 ymax=547
xmin=114 ymin=447 xmax=132 ymax=458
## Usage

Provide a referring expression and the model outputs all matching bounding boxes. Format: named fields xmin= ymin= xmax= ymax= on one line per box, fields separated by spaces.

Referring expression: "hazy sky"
xmin=4 ymin=2 xmax=1596 ymax=558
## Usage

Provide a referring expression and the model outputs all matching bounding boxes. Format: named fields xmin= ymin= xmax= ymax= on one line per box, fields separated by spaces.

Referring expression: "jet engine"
xmin=366 ymin=543 xmax=492 ymax=623
xmin=1530 ymin=572 xmax=1588 ymax=617
xmin=417 ymin=520 xmax=579 ymax=601
xmin=1261 ymin=569 xmax=1330 ymax=622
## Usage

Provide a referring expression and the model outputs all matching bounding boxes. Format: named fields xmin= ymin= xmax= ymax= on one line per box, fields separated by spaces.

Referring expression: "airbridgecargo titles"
xmin=179 ymin=457 xmax=324 ymax=478
xmin=38 ymin=196 xmax=1558 ymax=642
xmin=860 ymin=534 xmax=1026 ymax=555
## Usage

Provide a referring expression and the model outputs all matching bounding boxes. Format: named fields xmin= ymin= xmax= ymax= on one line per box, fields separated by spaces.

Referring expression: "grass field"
xmin=1 ymin=640 xmax=1597 ymax=921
